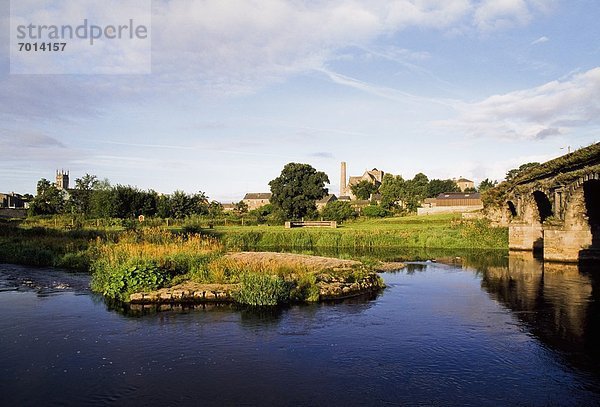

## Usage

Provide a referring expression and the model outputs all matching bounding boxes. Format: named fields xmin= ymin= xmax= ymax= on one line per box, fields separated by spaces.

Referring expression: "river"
xmin=1 ymin=251 xmax=599 ymax=406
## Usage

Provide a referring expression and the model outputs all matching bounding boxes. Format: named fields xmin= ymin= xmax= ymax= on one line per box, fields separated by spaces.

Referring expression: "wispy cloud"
xmin=0 ymin=130 xmax=79 ymax=164
xmin=309 ymin=152 xmax=334 ymax=158
xmin=473 ymin=0 xmax=556 ymax=32
xmin=438 ymin=67 xmax=600 ymax=139
xmin=317 ymin=67 xmax=458 ymax=108
xmin=531 ymin=36 xmax=549 ymax=45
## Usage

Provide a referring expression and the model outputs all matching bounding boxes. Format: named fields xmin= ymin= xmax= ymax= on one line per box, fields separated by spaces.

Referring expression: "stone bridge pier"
xmin=496 ymin=143 xmax=600 ymax=264
xmin=506 ymin=173 xmax=600 ymax=263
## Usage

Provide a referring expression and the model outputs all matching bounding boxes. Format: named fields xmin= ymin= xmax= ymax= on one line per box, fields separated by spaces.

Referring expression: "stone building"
xmin=242 ymin=193 xmax=272 ymax=211
xmin=221 ymin=203 xmax=236 ymax=212
xmin=339 ymin=162 xmax=384 ymax=200
xmin=454 ymin=177 xmax=474 ymax=192
xmin=0 ymin=192 xmax=28 ymax=209
xmin=417 ymin=192 xmax=482 ymax=215
xmin=316 ymin=194 xmax=337 ymax=211
xmin=56 ymin=170 xmax=69 ymax=190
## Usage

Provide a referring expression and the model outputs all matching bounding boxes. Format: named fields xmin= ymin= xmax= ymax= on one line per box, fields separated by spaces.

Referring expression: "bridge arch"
xmin=532 ymin=190 xmax=553 ymax=223
xmin=507 ymin=200 xmax=517 ymax=217
xmin=583 ymin=179 xmax=600 ymax=248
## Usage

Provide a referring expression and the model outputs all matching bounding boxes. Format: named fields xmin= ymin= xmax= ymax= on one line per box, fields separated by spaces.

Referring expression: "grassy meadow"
xmin=208 ymin=214 xmax=508 ymax=250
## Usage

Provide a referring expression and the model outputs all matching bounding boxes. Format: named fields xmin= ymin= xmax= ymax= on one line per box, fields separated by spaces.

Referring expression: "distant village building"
xmin=221 ymin=203 xmax=236 ymax=212
xmin=0 ymin=193 xmax=28 ymax=209
xmin=339 ymin=162 xmax=385 ymax=200
xmin=316 ymin=194 xmax=337 ymax=211
xmin=242 ymin=193 xmax=272 ymax=211
xmin=454 ymin=177 xmax=474 ymax=192
xmin=417 ymin=192 xmax=482 ymax=215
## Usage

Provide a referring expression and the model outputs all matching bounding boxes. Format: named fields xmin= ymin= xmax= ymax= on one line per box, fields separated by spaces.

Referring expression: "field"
xmin=207 ymin=214 xmax=508 ymax=250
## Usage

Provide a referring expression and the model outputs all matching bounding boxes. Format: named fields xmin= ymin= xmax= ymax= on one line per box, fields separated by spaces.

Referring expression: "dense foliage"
xmin=269 ymin=163 xmax=329 ymax=219
xmin=90 ymin=228 xmax=222 ymax=301
xmin=28 ymin=173 xmax=212 ymax=220
xmin=321 ymin=201 xmax=356 ymax=222
xmin=28 ymin=179 xmax=65 ymax=215
xmin=350 ymin=180 xmax=379 ymax=200
xmin=362 ymin=204 xmax=391 ymax=218
xmin=426 ymin=179 xmax=459 ymax=197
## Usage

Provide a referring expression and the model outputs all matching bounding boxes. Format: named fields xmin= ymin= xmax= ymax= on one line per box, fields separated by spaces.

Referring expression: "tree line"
xmin=27 ymin=164 xmax=501 ymax=223
xmin=28 ymin=174 xmax=219 ymax=219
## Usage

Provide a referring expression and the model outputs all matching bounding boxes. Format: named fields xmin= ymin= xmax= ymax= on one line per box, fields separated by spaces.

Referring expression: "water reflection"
xmin=480 ymin=252 xmax=600 ymax=375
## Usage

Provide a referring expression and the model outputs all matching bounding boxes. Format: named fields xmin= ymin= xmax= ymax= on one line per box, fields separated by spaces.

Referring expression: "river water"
xmin=1 ymin=252 xmax=599 ymax=406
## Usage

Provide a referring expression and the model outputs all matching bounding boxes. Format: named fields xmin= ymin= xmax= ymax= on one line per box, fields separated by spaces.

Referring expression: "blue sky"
xmin=1 ymin=0 xmax=599 ymax=202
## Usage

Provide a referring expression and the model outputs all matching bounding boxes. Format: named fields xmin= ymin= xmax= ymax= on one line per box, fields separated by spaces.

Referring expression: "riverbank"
xmin=0 ymin=215 xmax=507 ymax=269
xmin=0 ymin=214 xmax=506 ymax=305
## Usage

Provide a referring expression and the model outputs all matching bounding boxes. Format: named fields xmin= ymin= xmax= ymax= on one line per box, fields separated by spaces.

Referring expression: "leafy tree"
xmin=234 ymin=200 xmax=248 ymax=214
xmin=208 ymin=201 xmax=223 ymax=218
xmin=478 ymin=178 xmax=497 ymax=193
xmin=362 ymin=204 xmax=390 ymax=218
xmin=426 ymin=179 xmax=459 ymax=198
xmin=350 ymin=180 xmax=378 ymax=200
xmin=269 ymin=163 xmax=329 ymax=219
xmin=68 ymin=174 xmax=98 ymax=215
xmin=322 ymin=201 xmax=356 ymax=223
xmin=140 ymin=190 xmax=159 ymax=216
xmin=111 ymin=185 xmax=150 ymax=218
xmin=248 ymin=203 xmax=275 ymax=223
xmin=170 ymin=190 xmax=193 ymax=219
xmin=505 ymin=162 xmax=540 ymax=182
xmin=157 ymin=194 xmax=172 ymax=218
xmin=89 ymin=179 xmax=114 ymax=219
xmin=29 ymin=178 xmax=65 ymax=215
xmin=402 ymin=173 xmax=429 ymax=212
xmin=379 ymin=174 xmax=405 ymax=210
xmin=191 ymin=191 xmax=209 ymax=215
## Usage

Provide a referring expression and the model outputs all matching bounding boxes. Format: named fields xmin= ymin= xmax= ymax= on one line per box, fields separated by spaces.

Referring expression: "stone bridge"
xmin=493 ymin=143 xmax=600 ymax=263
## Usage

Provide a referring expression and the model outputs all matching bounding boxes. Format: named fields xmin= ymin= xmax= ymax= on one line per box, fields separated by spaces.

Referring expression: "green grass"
xmin=207 ymin=214 xmax=508 ymax=250
xmin=0 ymin=221 xmax=107 ymax=270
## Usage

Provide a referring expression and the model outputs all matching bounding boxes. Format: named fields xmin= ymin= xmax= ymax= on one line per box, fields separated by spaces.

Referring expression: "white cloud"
xmin=531 ymin=36 xmax=549 ymax=45
xmin=1 ymin=0 xmax=556 ymax=115
xmin=148 ymin=0 xmax=553 ymax=94
xmin=472 ymin=0 xmax=556 ymax=32
xmin=438 ymin=67 xmax=600 ymax=139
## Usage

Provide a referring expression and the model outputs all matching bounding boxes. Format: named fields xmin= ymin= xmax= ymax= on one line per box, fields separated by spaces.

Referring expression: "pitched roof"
xmin=316 ymin=194 xmax=337 ymax=204
xmin=243 ymin=193 xmax=272 ymax=200
xmin=456 ymin=178 xmax=473 ymax=183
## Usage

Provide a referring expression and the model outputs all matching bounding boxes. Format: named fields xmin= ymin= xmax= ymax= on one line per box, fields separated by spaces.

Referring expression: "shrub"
xmin=362 ymin=205 xmax=391 ymax=218
xmin=92 ymin=261 xmax=167 ymax=301
xmin=89 ymin=228 xmax=222 ymax=300
xmin=322 ymin=201 xmax=356 ymax=223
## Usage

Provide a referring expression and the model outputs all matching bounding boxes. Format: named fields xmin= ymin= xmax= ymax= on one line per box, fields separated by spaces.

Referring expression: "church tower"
xmin=56 ymin=170 xmax=69 ymax=190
